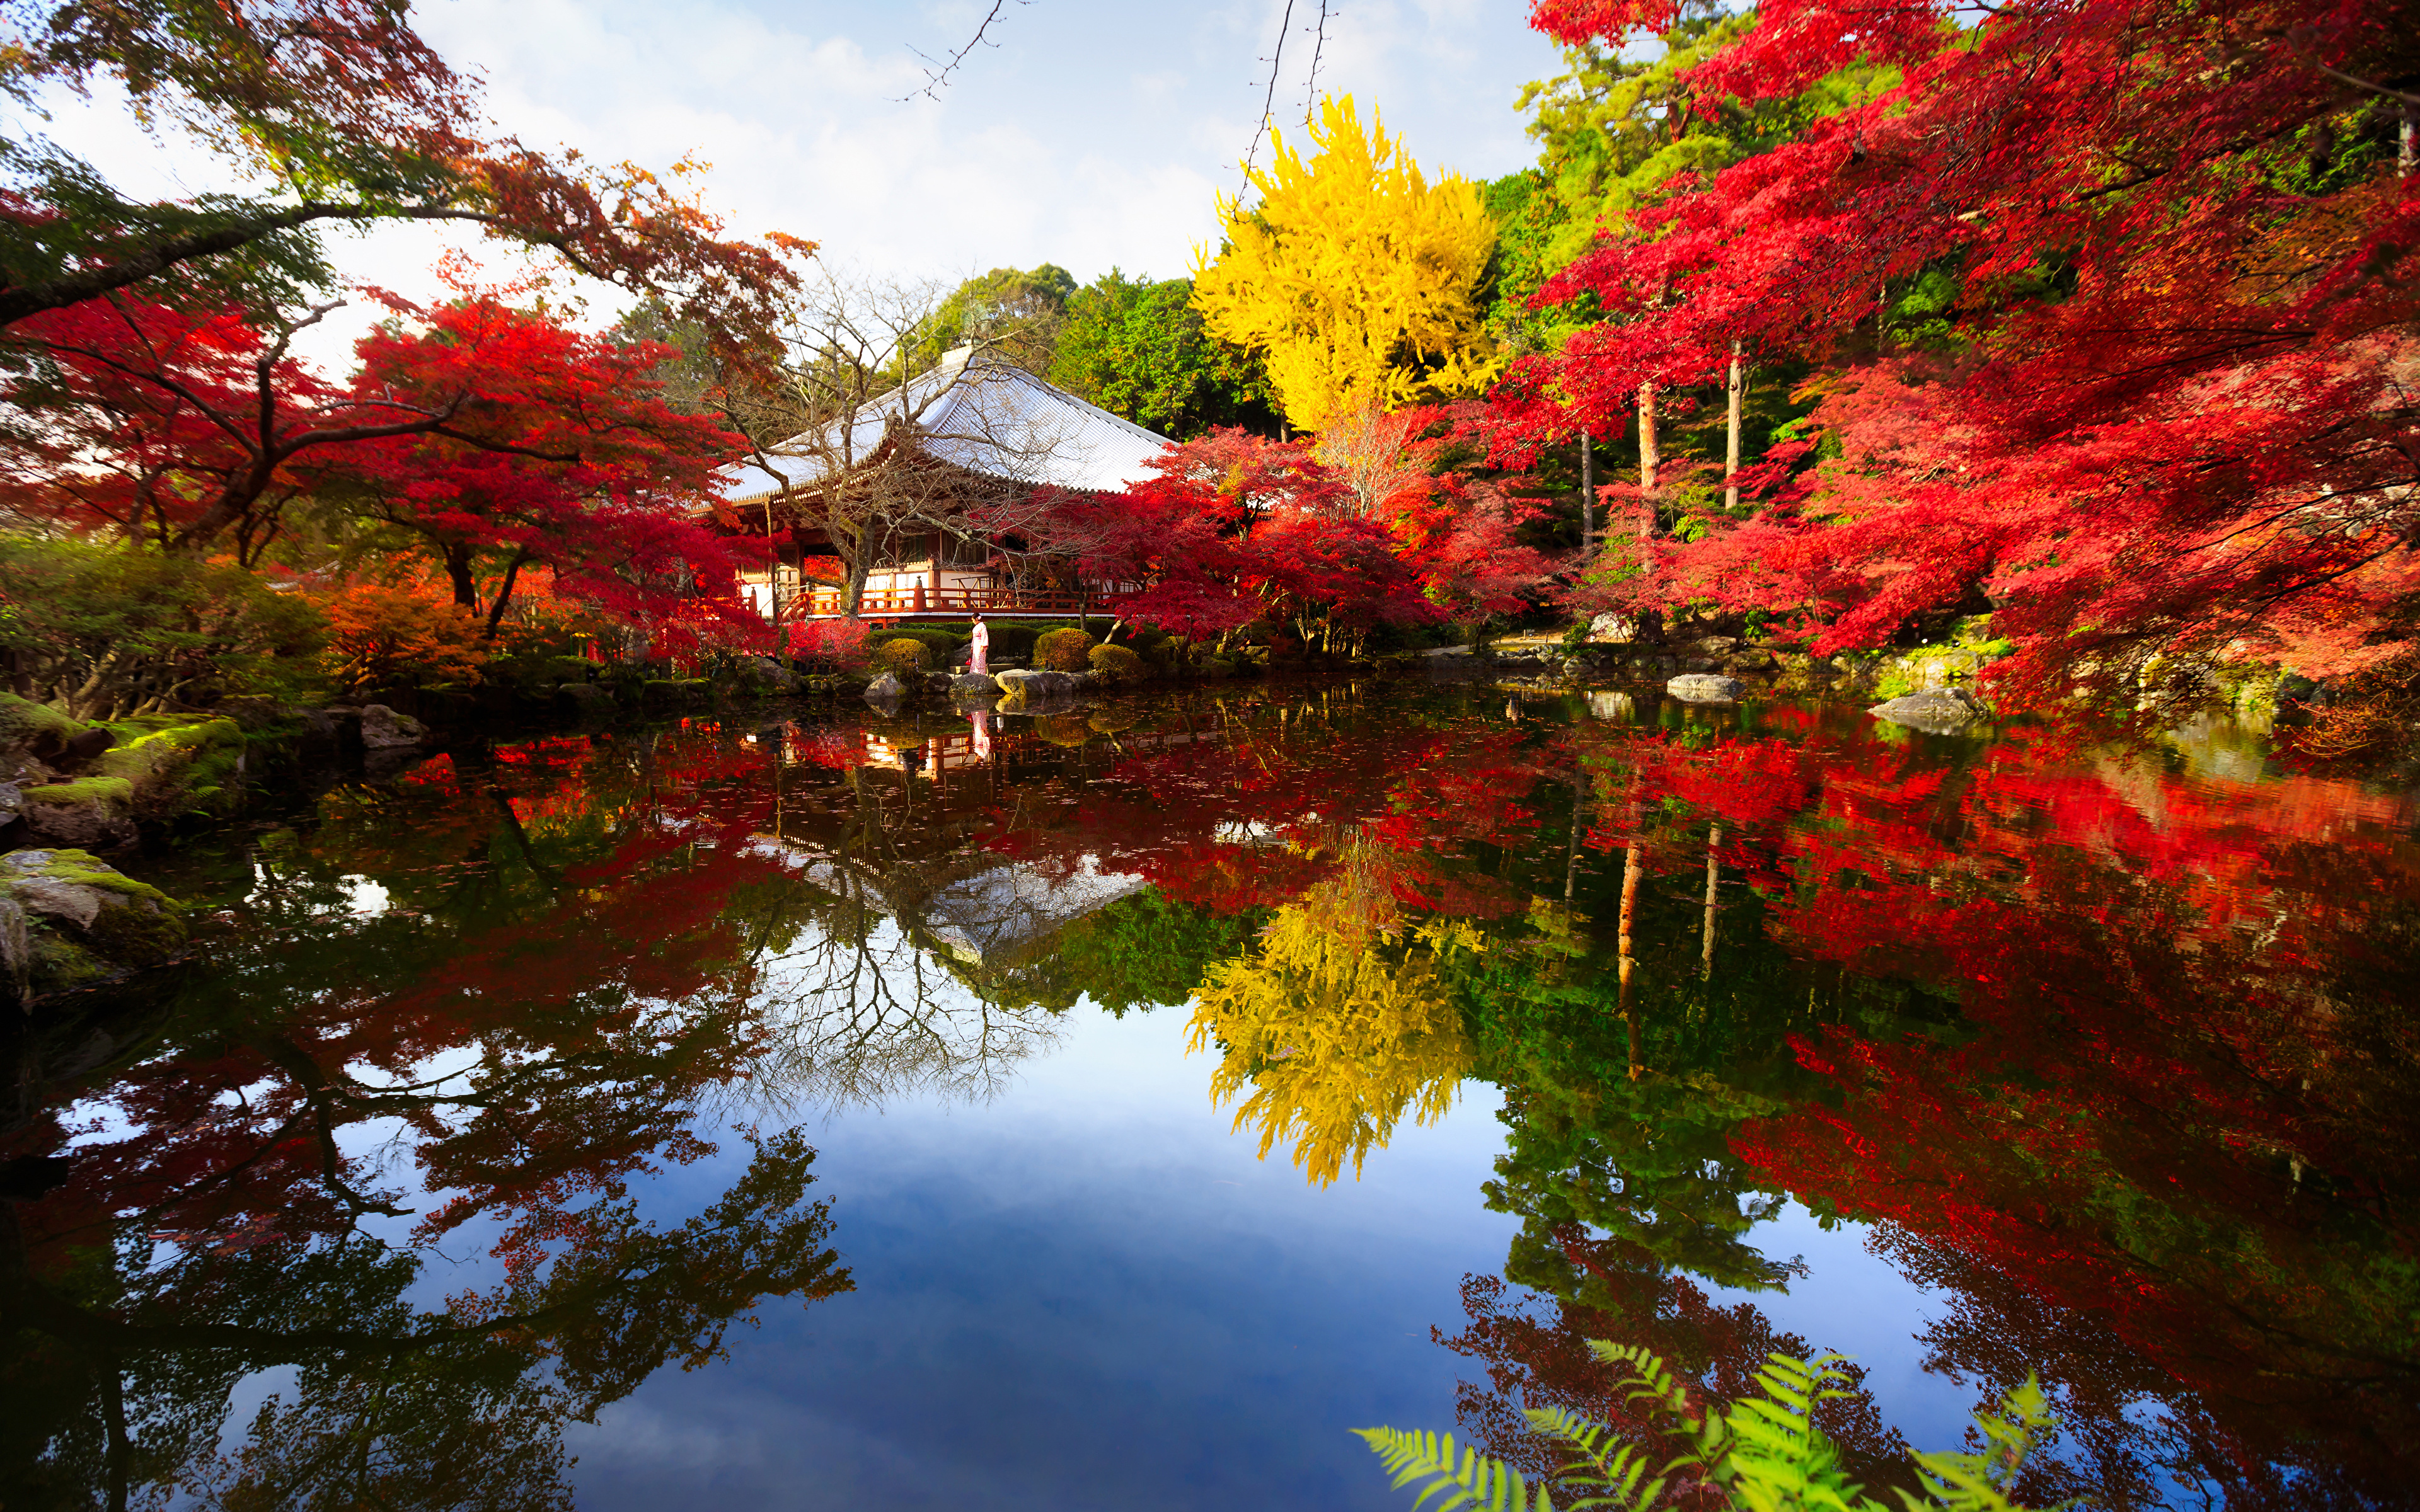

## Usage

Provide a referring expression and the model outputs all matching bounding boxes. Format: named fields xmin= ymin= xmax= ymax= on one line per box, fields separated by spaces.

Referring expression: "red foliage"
xmin=1504 ymin=0 xmax=2420 ymax=722
xmin=335 ymin=294 xmax=755 ymax=641
xmin=1042 ymin=428 xmax=1441 ymax=644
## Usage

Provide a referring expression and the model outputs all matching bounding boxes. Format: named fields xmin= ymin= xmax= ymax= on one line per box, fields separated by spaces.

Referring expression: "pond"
xmin=5 ymin=677 xmax=2414 ymax=1509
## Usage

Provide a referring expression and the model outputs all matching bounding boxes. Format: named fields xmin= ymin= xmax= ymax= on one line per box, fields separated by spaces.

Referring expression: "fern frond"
xmin=1520 ymin=1407 xmax=1669 ymax=1511
xmin=1355 ymin=1426 xmax=1555 ymax=1512
xmin=1897 ymin=1375 xmax=2066 ymax=1512
xmin=1586 ymin=1339 xmax=1702 ymax=1432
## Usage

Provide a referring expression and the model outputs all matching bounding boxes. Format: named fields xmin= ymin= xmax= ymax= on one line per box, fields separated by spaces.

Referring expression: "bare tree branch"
xmin=899 ymin=0 xmax=1032 ymax=104
xmin=1243 ymin=0 xmax=1300 ymax=185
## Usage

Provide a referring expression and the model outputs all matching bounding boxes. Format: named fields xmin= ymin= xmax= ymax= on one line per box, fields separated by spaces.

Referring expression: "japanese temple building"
xmin=717 ymin=345 xmax=1172 ymax=621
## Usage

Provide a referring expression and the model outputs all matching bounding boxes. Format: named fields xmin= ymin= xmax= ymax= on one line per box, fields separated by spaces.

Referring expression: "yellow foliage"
xmin=1193 ymin=94 xmax=1500 ymax=433
xmin=1187 ymin=904 xmax=1476 ymax=1186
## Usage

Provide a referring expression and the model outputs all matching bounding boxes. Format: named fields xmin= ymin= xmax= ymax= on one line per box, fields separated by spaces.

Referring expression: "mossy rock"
xmin=1198 ymin=657 xmax=1236 ymax=680
xmin=90 ymin=718 xmax=249 ymax=817
xmin=19 ymin=776 xmax=138 ymax=847
xmin=0 ymin=692 xmax=93 ymax=764
xmin=1 ymin=847 xmax=187 ymax=1004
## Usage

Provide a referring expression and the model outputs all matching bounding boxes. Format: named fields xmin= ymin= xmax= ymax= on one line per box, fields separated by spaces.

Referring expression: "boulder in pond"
xmin=1587 ymin=611 xmax=1642 ymax=644
xmin=863 ymin=672 xmax=909 ymax=707
xmin=743 ymin=656 xmax=802 ymax=696
xmin=995 ymin=668 xmax=1081 ymax=701
xmin=1666 ymin=673 xmax=1744 ymax=703
xmin=19 ymin=776 xmax=137 ymax=848
xmin=1870 ymin=687 xmax=1988 ymax=733
xmin=359 ymin=704 xmax=430 ymax=750
xmin=557 ymin=682 xmax=614 ymax=715
xmin=0 ymin=848 xmax=187 ymax=1005
xmin=950 ymin=672 xmax=1002 ymax=698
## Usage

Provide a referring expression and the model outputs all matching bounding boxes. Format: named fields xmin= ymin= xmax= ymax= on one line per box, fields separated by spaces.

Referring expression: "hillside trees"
xmin=1509 ymin=0 xmax=2420 ymax=724
xmin=1049 ymin=270 xmax=1281 ymax=439
xmin=1195 ymin=94 xmax=1500 ymax=433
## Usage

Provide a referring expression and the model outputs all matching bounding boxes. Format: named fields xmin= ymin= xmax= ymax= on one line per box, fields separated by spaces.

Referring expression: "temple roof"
xmin=720 ymin=346 xmax=1173 ymax=506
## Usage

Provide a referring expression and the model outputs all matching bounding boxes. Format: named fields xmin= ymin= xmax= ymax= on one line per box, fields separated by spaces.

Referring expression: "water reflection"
xmin=3 ymin=683 xmax=2414 ymax=1508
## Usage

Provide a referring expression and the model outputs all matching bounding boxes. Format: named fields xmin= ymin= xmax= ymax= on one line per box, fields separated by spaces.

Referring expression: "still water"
xmin=8 ymin=679 xmax=2415 ymax=1509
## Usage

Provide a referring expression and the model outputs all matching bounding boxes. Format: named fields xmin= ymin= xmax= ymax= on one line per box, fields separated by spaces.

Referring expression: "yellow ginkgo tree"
xmin=1193 ymin=94 xmax=1501 ymax=435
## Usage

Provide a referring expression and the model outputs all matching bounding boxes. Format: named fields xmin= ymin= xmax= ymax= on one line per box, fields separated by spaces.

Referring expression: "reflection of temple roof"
xmin=923 ymin=856 xmax=1148 ymax=965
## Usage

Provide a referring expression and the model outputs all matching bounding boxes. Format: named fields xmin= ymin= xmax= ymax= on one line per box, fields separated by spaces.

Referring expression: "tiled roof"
xmin=720 ymin=346 xmax=1172 ymax=505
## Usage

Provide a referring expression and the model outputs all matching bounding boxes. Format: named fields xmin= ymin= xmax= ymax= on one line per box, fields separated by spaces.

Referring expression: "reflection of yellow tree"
xmin=1188 ymin=905 xmax=1476 ymax=1185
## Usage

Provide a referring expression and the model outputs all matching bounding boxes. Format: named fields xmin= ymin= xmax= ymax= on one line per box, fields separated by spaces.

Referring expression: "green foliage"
xmin=1049 ymin=270 xmax=1282 ymax=439
xmin=1088 ymin=643 xmax=1146 ymax=683
xmin=875 ymin=638 xmax=933 ymax=673
xmin=911 ymin=264 xmax=1077 ymax=374
xmin=1357 ymin=1426 xmax=1555 ymax=1512
xmin=1034 ymin=627 xmax=1097 ymax=672
xmin=0 ymin=534 xmax=328 ymax=719
xmin=977 ymin=622 xmax=1041 ymax=663
xmin=1361 ymin=1344 xmax=2056 ymax=1512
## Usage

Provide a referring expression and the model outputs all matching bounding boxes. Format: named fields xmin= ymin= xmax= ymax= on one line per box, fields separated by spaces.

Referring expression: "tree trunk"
xmin=1724 ymin=344 xmax=1745 ymax=512
xmin=444 ymin=542 xmax=478 ymax=610
xmin=1637 ymin=382 xmax=1659 ymax=495
xmin=1619 ymin=838 xmax=1645 ymax=1080
xmin=483 ymin=553 xmax=530 ymax=640
xmin=841 ymin=554 xmax=873 ymax=621
xmin=1702 ymin=824 xmax=1721 ymax=981
xmin=1579 ymin=430 xmax=1595 ymax=558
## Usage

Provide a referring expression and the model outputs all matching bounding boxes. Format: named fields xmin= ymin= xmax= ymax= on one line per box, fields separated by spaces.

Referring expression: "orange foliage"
xmin=318 ymin=575 xmax=486 ymax=692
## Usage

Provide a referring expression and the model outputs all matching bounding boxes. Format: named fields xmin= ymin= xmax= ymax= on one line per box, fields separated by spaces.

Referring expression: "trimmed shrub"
xmin=1088 ymin=643 xmax=1146 ymax=684
xmin=1035 ymin=627 xmax=1097 ymax=672
xmin=980 ymin=622 xmax=1042 ymax=662
xmin=881 ymin=626 xmax=969 ymax=665
xmin=877 ymin=638 xmax=933 ymax=673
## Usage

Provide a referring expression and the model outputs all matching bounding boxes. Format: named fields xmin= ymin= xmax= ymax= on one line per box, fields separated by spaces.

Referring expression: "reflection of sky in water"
xmin=557 ymin=999 xmax=1962 ymax=1510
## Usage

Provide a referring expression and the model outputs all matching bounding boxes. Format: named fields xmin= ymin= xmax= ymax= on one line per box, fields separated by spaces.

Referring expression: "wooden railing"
xmin=788 ymin=585 xmax=1097 ymax=619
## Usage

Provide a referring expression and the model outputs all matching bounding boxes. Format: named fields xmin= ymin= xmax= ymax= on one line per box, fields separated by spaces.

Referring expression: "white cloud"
xmin=49 ymin=0 xmax=1564 ymax=370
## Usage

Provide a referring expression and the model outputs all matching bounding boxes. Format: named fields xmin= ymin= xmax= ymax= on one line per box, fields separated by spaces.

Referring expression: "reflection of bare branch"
xmin=899 ymin=0 xmax=1031 ymax=103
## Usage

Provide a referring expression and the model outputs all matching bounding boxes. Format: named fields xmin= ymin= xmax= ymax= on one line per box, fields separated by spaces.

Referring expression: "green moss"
xmin=12 ymin=849 xmax=176 ymax=907
xmin=79 ymin=895 xmax=187 ymax=965
xmin=0 ymin=690 xmax=88 ymax=748
xmin=22 ymin=776 xmax=134 ymax=807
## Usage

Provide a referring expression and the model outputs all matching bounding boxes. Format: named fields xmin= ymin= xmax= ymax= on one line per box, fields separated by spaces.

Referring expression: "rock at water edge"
xmin=359 ymin=704 xmax=430 ymax=750
xmin=1666 ymin=673 xmax=1744 ymax=703
xmin=1869 ymin=688 xmax=1987 ymax=733
xmin=995 ymin=668 xmax=1081 ymax=700
xmin=1 ymin=848 xmax=187 ymax=1004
